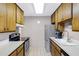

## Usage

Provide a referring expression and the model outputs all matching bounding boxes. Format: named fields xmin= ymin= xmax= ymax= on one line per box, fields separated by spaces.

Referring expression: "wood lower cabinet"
xmin=9 ymin=43 xmax=24 ymax=56
xmin=50 ymin=39 xmax=61 ymax=56
xmin=53 ymin=47 xmax=61 ymax=56
xmin=17 ymin=44 xmax=24 ymax=56
xmin=50 ymin=39 xmax=69 ymax=56
xmin=10 ymin=50 xmax=17 ymax=56
xmin=17 ymin=49 xmax=23 ymax=56
xmin=17 ymin=44 xmax=23 ymax=53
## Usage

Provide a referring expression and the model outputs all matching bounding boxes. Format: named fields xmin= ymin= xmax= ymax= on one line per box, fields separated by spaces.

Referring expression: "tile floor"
xmin=25 ymin=46 xmax=51 ymax=56
xmin=28 ymin=47 xmax=51 ymax=56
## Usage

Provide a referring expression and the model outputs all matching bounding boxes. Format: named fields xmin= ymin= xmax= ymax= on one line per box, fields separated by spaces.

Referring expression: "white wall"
xmin=0 ymin=32 xmax=14 ymax=41
xmin=64 ymin=26 xmax=79 ymax=41
xmin=64 ymin=21 xmax=79 ymax=41
xmin=22 ymin=16 xmax=51 ymax=48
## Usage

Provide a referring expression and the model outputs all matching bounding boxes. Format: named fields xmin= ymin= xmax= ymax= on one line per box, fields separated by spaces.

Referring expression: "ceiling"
xmin=17 ymin=3 xmax=61 ymax=16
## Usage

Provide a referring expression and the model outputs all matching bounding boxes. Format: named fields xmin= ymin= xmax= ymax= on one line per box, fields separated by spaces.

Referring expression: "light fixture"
xmin=34 ymin=3 xmax=44 ymax=14
xmin=37 ymin=20 xmax=40 ymax=24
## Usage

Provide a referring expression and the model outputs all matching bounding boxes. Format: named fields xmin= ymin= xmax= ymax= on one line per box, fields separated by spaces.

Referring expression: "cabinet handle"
xmin=4 ymin=28 xmax=6 ymax=31
xmin=7 ymin=28 xmax=8 ymax=30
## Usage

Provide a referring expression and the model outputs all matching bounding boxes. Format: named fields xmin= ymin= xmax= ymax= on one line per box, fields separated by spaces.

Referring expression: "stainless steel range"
xmin=9 ymin=33 xmax=20 ymax=41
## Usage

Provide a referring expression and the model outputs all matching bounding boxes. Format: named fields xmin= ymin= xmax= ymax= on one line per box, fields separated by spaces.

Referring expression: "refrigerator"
xmin=45 ymin=24 xmax=55 ymax=52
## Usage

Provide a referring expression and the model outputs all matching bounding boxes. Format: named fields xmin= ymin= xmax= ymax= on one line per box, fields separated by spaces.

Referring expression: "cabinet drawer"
xmin=17 ymin=44 xmax=23 ymax=53
xmin=52 ymin=41 xmax=61 ymax=53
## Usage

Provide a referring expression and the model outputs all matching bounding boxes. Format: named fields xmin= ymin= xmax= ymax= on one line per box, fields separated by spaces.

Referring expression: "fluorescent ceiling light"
xmin=34 ymin=3 xmax=44 ymax=14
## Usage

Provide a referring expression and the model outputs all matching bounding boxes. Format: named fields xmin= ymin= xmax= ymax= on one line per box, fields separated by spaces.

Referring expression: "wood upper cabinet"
xmin=0 ymin=4 xmax=6 ymax=32
xmin=0 ymin=3 xmax=24 ymax=32
xmin=62 ymin=3 xmax=71 ymax=20
xmin=17 ymin=6 xmax=24 ymax=25
xmin=57 ymin=4 xmax=63 ymax=22
xmin=72 ymin=3 xmax=79 ymax=31
xmin=52 ymin=3 xmax=72 ymax=32
xmin=17 ymin=44 xmax=24 ymax=56
xmin=55 ymin=10 xmax=58 ymax=23
xmin=55 ymin=10 xmax=58 ymax=30
xmin=6 ymin=4 xmax=16 ymax=31
xmin=0 ymin=3 xmax=17 ymax=32
xmin=56 ymin=3 xmax=72 ymax=22
xmin=51 ymin=13 xmax=55 ymax=24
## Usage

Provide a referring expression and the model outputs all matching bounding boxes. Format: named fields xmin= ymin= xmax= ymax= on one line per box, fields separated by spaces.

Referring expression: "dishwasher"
xmin=25 ymin=37 xmax=30 ymax=51
xmin=21 ymin=37 xmax=30 ymax=55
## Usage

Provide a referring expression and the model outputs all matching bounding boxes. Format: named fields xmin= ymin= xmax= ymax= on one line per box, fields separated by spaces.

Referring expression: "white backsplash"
xmin=64 ymin=26 xmax=79 ymax=41
xmin=0 ymin=32 xmax=14 ymax=41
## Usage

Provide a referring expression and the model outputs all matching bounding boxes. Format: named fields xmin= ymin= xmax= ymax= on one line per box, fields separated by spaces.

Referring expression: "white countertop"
xmin=0 ymin=41 xmax=24 ymax=56
xmin=50 ymin=37 xmax=79 ymax=56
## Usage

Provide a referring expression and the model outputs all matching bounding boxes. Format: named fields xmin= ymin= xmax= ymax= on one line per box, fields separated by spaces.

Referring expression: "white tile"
xmin=26 ymin=47 xmax=51 ymax=56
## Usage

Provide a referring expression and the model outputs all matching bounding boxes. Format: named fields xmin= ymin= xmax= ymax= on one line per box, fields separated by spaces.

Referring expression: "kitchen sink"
xmin=59 ymin=39 xmax=79 ymax=46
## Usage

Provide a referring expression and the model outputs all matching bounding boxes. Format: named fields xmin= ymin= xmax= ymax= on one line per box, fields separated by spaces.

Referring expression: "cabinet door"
xmin=0 ymin=4 xmax=6 ymax=32
xmin=63 ymin=3 xmax=71 ymax=20
xmin=17 ymin=44 xmax=24 ymax=56
xmin=50 ymin=40 xmax=61 ymax=56
xmin=51 ymin=13 xmax=55 ymax=24
xmin=55 ymin=11 xmax=58 ymax=30
xmin=72 ymin=3 xmax=79 ymax=31
xmin=54 ymin=48 xmax=61 ymax=56
xmin=20 ymin=10 xmax=24 ymax=25
xmin=17 ymin=6 xmax=21 ymax=24
xmin=6 ymin=3 xmax=16 ymax=32
xmin=55 ymin=10 xmax=58 ymax=23
xmin=18 ymin=49 xmax=23 ymax=56
xmin=50 ymin=41 xmax=54 ymax=56
xmin=17 ymin=6 xmax=24 ymax=25
xmin=57 ymin=4 xmax=63 ymax=22
xmin=66 ymin=3 xmax=71 ymax=19
xmin=62 ymin=3 xmax=66 ymax=20
xmin=17 ymin=44 xmax=23 ymax=53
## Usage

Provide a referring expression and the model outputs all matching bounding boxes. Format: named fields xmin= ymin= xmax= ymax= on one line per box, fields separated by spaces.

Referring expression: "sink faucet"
xmin=64 ymin=30 xmax=70 ymax=42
